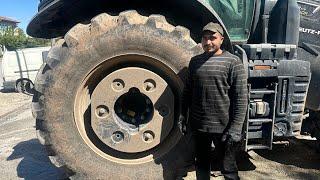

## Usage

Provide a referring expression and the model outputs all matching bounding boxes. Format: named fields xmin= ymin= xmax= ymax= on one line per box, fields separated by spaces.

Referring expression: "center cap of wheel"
xmin=91 ymin=67 xmax=174 ymax=153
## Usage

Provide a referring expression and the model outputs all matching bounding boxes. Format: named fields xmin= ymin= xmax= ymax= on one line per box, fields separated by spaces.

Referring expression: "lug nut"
xmin=144 ymin=79 xmax=156 ymax=92
xmin=99 ymin=108 xmax=106 ymax=115
xmin=143 ymin=131 xmax=155 ymax=143
xmin=145 ymin=82 xmax=154 ymax=91
xmin=96 ymin=105 xmax=109 ymax=118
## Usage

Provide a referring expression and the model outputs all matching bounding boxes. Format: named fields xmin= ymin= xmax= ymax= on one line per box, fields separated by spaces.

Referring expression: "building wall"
xmin=0 ymin=21 xmax=18 ymax=30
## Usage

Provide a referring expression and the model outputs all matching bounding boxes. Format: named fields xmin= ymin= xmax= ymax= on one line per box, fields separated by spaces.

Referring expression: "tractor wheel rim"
xmin=91 ymin=67 xmax=174 ymax=153
xmin=74 ymin=54 xmax=182 ymax=164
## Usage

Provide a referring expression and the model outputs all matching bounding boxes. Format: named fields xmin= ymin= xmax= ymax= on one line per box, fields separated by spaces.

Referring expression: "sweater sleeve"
xmin=181 ymin=60 xmax=193 ymax=118
xmin=228 ymin=59 xmax=248 ymax=135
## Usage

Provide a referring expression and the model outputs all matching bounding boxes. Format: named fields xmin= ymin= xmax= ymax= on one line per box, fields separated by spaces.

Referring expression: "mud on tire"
xmin=32 ymin=10 xmax=202 ymax=179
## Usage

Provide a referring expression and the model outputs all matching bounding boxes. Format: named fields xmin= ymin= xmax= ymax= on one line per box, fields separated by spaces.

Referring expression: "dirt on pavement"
xmin=0 ymin=92 xmax=30 ymax=116
xmin=0 ymin=92 xmax=65 ymax=179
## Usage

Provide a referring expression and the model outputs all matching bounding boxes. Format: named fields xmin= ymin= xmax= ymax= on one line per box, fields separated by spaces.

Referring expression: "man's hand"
xmin=178 ymin=115 xmax=187 ymax=135
xmin=221 ymin=131 xmax=242 ymax=143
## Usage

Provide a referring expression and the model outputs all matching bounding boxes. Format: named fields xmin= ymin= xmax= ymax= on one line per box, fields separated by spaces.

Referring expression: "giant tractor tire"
xmin=32 ymin=10 xmax=202 ymax=179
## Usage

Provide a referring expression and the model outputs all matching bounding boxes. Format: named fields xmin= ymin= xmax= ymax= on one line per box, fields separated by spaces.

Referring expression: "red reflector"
xmin=254 ymin=65 xmax=271 ymax=70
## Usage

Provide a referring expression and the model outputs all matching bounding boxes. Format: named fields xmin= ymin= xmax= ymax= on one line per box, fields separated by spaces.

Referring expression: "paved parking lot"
xmin=0 ymin=92 xmax=319 ymax=179
xmin=0 ymin=92 xmax=64 ymax=179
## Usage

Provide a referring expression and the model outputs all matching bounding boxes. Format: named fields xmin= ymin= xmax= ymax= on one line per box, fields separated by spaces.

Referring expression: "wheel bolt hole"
xmin=96 ymin=105 xmax=109 ymax=118
xmin=158 ymin=106 xmax=169 ymax=117
xmin=112 ymin=131 xmax=124 ymax=143
xmin=143 ymin=131 xmax=155 ymax=143
xmin=112 ymin=79 xmax=125 ymax=91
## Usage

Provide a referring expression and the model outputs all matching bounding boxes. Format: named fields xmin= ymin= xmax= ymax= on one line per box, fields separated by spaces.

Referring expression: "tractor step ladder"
xmin=245 ymin=83 xmax=278 ymax=151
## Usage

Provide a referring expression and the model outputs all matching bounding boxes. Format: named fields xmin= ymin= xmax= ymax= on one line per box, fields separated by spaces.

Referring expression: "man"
xmin=179 ymin=22 xmax=248 ymax=180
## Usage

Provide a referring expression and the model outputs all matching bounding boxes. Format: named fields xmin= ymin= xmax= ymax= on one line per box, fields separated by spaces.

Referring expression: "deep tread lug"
xmin=46 ymin=46 xmax=63 ymax=69
xmin=146 ymin=15 xmax=174 ymax=32
xmin=91 ymin=13 xmax=117 ymax=35
xmin=45 ymin=145 xmax=56 ymax=156
xmin=34 ymin=66 xmax=51 ymax=93
xmin=118 ymin=10 xmax=147 ymax=25
xmin=48 ymin=156 xmax=65 ymax=167
xmin=36 ymin=118 xmax=46 ymax=131
xmin=172 ymin=26 xmax=191 ymax=40
xmin=37 ymin=129 xmax=50 ymax=145
xmin=32 ymin=93 xmax=43 ymax=118
xmin=65 ymin=24 xmax=90 ymax=48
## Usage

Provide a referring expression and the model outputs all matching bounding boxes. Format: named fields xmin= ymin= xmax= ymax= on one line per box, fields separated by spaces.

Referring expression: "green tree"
xmin=0 ymin=27 xmax=50 ymax=51
xmin=25 ymin=37 xmax=51 ymax=48
xmin=0 ymin=27 xmax=26 ymax=51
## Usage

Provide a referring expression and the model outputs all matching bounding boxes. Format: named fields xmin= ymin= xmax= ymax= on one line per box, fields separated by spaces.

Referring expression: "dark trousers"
xmin=194 ymin=131 xmax=240 ymax=180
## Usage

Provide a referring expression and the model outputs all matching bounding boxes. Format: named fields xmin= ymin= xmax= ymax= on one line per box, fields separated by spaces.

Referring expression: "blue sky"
xmin=0 ymin=0 xmax=39 ymax=33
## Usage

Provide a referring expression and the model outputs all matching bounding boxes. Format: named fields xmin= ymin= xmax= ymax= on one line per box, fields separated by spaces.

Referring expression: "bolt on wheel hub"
xmin=91 ymin=67 xmax=174 ymax=153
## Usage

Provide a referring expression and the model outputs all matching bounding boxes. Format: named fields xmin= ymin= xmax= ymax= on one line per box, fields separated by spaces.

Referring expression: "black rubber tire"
xmin=16 ymin=78 xmax=34 ymax=95
xmin=32 ymin=10 xmax=202 ymax=179
xmin=15 ymin=81 xmax=24 ymax=93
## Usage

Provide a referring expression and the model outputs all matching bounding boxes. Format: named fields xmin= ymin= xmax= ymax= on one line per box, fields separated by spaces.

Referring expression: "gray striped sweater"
xmin=182 ymin=51 xmax=248 ymax=134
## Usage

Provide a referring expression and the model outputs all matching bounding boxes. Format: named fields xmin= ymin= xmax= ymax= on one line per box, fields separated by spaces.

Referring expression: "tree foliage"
xmin=0 ymin=27 xmax=50 ymax=51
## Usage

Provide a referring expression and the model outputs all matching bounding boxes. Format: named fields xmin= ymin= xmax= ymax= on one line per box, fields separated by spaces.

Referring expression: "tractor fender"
xmin=27 ymin=0 xmax=232 ymax=51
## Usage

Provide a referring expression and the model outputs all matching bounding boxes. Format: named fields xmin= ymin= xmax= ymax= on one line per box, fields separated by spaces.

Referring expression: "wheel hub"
xmin=114 ymin=87 xmax=154 ymax=127
xmin=91 ymin=67 xmax=174 ymax=153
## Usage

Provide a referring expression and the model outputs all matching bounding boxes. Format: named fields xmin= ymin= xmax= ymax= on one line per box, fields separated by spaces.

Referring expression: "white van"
xmin=1 ymin=46 xmax=51 ymax=92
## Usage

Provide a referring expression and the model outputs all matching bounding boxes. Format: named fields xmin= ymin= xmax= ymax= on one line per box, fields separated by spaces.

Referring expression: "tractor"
xmin=27 ymin=0 xmax=320 ymax=179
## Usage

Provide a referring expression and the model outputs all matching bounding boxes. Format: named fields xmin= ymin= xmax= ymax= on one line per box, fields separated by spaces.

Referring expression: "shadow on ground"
xmin=209 ymin=150 xmax=257 ymax=172
xmin=255 ymin=138 xmax=320 ymax=170
xmin=0 ymin=89 xmax=33 ymax=96
xmin=0 ymin=89 xmax=15 ymax=93
xmin=7 ymin=139 xmax=66 ymax=180
xmin=236 ymin=151 xmax=257 ymax=171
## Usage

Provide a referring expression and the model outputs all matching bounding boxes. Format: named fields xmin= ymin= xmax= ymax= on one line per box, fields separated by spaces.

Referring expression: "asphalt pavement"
xmin=0 ymin=93 xmax=65 ymax=179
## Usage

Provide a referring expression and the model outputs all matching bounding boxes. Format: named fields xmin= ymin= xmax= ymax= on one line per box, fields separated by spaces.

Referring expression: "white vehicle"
xmin=1 ymin=46 xmax=50 ymax=93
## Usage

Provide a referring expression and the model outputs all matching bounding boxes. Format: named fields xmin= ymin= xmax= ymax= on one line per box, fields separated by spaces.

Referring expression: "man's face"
xmin=201 ymin=31 xmax=224 ymax=53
